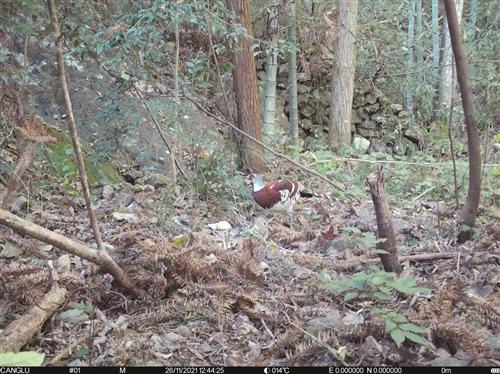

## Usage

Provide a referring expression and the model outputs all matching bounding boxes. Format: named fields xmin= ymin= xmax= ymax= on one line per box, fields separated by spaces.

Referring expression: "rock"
xmin=307 ymin=310 xmax=343 ymax=336
xmin=147 ymin=173 xmax=169 ymax=188
xmin=207 ymin=220 xmax=232 ymax=231
xmin=296 ymin=83 xmax=312 ymax=94
xmin=173 ymin=325 xmax=192 ymax=338
xmin=390 ymin=103 xmax=403 ymax=113
xmin=144 ymin=184 xmax=155 ymax=192
xmin=353 ymin=136 xmax=370 ymax=153
xmin=163 ymin=332 xmax=185 ymax=350
xmin=123 ymin=169 xmax=142 ymax=184
xmin=0 ymin=240 xmax=23 ymax=258
xmin=11 ymin=195 xmax=28 ymax=214
xmin=102 ymin=185 xmax=114 ymax=200
xmin=301 ymin=105 xmax=315 ymax=118
xmin=56 ymin=308 xmax=89 ymax=324
xmin=297 ymin=72 xmax=310 ymax=82
xmin=233 ymin=313 xmax=257 ymax=335
xmin=365 ymin=103 xmax=380 ymax=114
xmin=300 ymin=119 xmax=313 ymax=130
xmin=356 ymin=121 xmax=379 ymax=137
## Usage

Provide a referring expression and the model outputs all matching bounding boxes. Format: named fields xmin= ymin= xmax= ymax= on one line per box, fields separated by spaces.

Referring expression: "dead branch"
xmin=367 ymin=165 xmax=402 ymax=274
xmin=0 ymin=208 xmax=145 ymax=297
xmin=400 ymin=252 xmax=458 ymax=262
xmin=0 ymin=285 xmax=66 ymax=352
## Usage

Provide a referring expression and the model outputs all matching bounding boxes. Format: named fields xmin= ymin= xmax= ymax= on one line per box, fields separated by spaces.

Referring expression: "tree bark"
xmin=226 ymin=0 xmax=266 ymax=173
xmin=329 ymin=0 xmax=357 ymax=152
xmin=287 ymin=0 xmax=299 ymax=147
xmin=432 ymin=0 xmax=440 ymax=71
xmin=46 ymin=0 xmax=145 ymax=297
xmin=263 ymin=0 xmax=279 ymax=145
xmin=438 ymin=0 xmax=463 ymax=117
xmin=406 ymin=0 xmax=415 ymax=127
xmin=367 ymin=166 xmax=402 ymax=274
xmin=444 ymin=0 xmax=481 ymax=242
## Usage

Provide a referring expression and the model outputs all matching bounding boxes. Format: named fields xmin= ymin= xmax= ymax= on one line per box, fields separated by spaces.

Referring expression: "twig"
xmin=132 ymin=86 xmax=187 ymax=178
xmin=399 ymin=252 xmax=458 ymax=262
xmin=306 ymin=157 xmax=499 ymax=168
xmin=48 ymin=334 xmax=88 ymax=366
xmin=183 ymin=95 xmax=343 ymax=191
xmin=260 ymin=318 xmax=275 ymax=340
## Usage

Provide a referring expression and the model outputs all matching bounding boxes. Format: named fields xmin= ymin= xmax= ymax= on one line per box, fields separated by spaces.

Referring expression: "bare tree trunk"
xmin=406 ymin=0 xmax=415 ymax=127
xmin=432 ymin=0 xmax=440 ymax=71
xmin=367 ymin=166 xmax=402 ymax=274
xmin=438 ymin=0 xmax=463 ymax=118
xmin=329 ymin=0 xmax=357 ymax=152
xmin=262 ymin=0 xmax=279 ymax=145
xmin=444 ymin=0 xmax=481 ymax=242
xmin=287 ymin=0 xmax=299 ymax=147
xmin=46 ymin=0 xmax=145 ymax=297
xmin=227 ymin=0 xmax=266 ymax=172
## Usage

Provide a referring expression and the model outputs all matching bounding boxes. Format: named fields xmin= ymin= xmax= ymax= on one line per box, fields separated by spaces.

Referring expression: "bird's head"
xmin=248 ymin=172 xmax=265 ymax=192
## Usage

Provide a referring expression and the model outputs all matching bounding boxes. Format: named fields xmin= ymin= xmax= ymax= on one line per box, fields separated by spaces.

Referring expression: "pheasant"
xmin=249 ymin=173 xmax=331 ymax=226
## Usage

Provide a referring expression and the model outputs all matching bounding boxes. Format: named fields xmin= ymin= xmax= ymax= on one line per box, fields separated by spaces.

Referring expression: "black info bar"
xmin=0 ymin=367 xmax=497 ymax=374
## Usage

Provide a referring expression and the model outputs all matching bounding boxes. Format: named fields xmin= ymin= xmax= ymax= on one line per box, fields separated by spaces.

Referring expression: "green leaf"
xmin=403 ymin=331 xmax=428 ymax=346
xmin=352 ymin=272 xmax=369 ymax=281
xmin=390 ymin=329 xmax=405 ymax=348
xmin=0 ymin=351 xmax=45 ymax=366
xmin=400 ymin=323 xmax=427 ymax=333
xmin=371 ymin=275 xmax=386 ymax=285
xmin=392 ymin=313 xmax=407 ymax=323
xmin=344 ymin=292 xmax=359 ymax=301
xmin=76 ymin=346 xmax=90 ymax=358
xmin=385 ymin=319 xmax=397 ymax=332
xmin=374 ymin=249 xmax=390 ymax=255
xmin=373 ymin=291 xmax=391 ymax=300
xmin=340 ymin=226 xmax=362 ymax=235
xmin=352 ymin=279 xmax=366 ymax=289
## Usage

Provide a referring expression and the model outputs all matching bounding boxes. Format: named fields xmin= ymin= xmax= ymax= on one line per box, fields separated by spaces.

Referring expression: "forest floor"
xmin=1 ymin=158 xmax=499 ymax=367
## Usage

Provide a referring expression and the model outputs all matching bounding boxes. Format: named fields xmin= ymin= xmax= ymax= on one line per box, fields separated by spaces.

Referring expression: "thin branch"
xmin=184 ymin=95 xmax=344 ymax=191
xmin=132 ymin=86 xmax=187 ymax=178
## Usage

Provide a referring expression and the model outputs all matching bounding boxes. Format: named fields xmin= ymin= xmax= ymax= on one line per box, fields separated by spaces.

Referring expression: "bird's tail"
xmin=299 ymin=188 xmax=333 ymax=201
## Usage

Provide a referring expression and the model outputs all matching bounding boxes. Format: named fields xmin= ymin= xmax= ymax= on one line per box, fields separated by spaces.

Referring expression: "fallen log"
xmin=0 ymin=285 xmax=66 ymax=352
xmin=0 ymin=208 xmax=146 ymax=297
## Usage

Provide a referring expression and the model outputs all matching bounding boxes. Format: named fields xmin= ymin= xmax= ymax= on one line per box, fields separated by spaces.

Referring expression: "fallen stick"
xmin=0 ymin=209 xmax=145 ymax=297
xmin=0 ymin=285 xmax=67 ymax=352
xmin=399 ymin=252 xmax=458 ymax=262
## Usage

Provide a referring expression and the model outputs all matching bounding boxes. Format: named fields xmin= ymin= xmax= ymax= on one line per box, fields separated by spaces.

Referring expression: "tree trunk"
xmin=226 ymin=0 xmax=265 ymax=173
xmin=263 ymin=1 xmax=279 ymax=145
xmin=329 ymin=0 xmax=357 ymax=152
xmin=367 ymin=166 xmax=402 ymax=274
xmin=415 ymin=0 xmax=423 ymax=66
xmin=438 ymin=0 xmax=463 ymax=118
xmin=432 ymin=0 xmax=440 ymax=71
xmin=287 ymin=0 xmax=299 ymax=147
xmin=406 ymin=0 xmax=415 ymax=127
xmin=444 ymin=0 xmax=481 ymax=242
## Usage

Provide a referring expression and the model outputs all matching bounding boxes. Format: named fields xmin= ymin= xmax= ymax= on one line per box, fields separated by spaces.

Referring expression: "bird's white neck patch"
xmin=252 ymin=177 xmax=265 ymax=192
